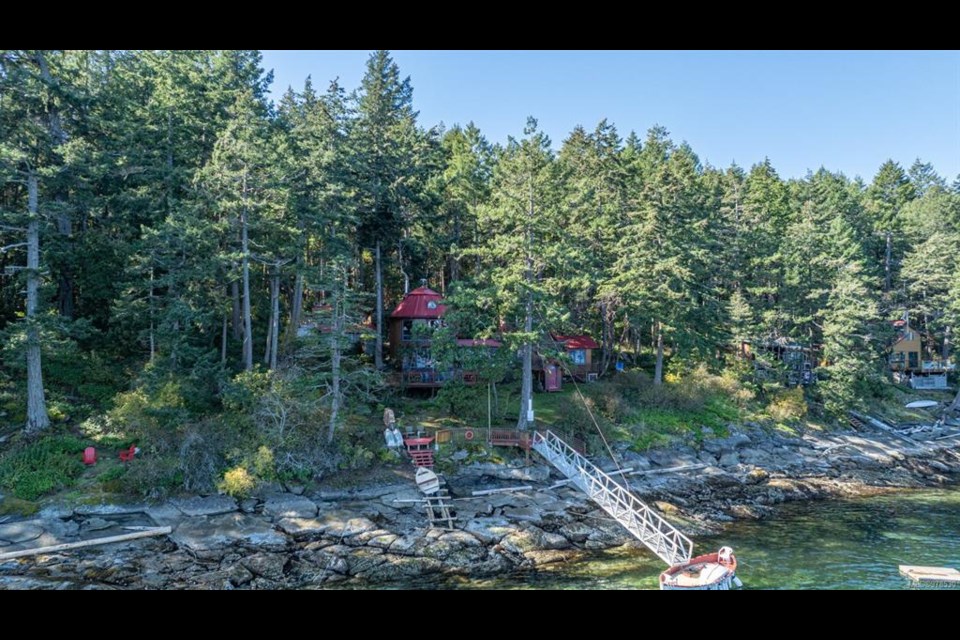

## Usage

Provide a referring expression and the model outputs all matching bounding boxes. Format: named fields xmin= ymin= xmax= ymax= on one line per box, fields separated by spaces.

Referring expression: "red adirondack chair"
xmin=119 ymin=444 xmax=137 ymax=462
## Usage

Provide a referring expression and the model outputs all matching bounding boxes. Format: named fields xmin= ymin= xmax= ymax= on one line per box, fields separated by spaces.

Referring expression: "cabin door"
xmin=545 ymin=364 xmax=562 ymax=392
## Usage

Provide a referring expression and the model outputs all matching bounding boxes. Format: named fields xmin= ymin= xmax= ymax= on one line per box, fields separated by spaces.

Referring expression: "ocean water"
xmin=409 ymin=487 xmax=960 ymax=590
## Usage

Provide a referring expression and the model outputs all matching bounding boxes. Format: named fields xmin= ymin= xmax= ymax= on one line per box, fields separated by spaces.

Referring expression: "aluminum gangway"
xmin=532 ymin=429 xmax=693 ymax=566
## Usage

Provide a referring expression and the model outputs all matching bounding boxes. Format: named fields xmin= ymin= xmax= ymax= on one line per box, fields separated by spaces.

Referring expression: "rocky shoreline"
xmin=1 ymin=422 xmax=958 ymax=589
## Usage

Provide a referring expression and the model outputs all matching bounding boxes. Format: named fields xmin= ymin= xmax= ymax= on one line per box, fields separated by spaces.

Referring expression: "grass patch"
xmin=0 ymin=431 xmax=89 ymax=500
xmin=0 ymin=496 xmax=39 ymax=517
xmin=503 ymin=386 xmax=581 ymax=426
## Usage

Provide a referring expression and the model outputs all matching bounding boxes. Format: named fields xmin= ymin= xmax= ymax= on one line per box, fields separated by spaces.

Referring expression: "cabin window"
xmin=908 ymin=351 xmax=919 ymax=369
xmin=401 ymin=320 xmax=413 ymax=341
xmin=570 ymin=349 xmax=586 ymax=365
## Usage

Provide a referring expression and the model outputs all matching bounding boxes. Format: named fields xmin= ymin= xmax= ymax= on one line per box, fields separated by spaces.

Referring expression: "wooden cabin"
xmin=889 ymin=319 xmax=954 ymax=389
xmin=889 ymin=320 xmax=922 ymax=373
xmin=388 ymin=286 xmax=500 ymax=388
xmin=741 ymin=337 xmax=818 ymax=386
xmin=552 ymin=334 xmax=600 ymax=381
xmin=533 ymin=334 xmax=600 ymax=387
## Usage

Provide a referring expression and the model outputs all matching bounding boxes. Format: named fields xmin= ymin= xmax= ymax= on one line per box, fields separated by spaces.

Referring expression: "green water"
xmin=440 ymin=487 xmax=960 ymax=589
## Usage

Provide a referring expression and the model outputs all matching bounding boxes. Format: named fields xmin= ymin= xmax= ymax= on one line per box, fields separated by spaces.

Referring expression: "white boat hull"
xmin=659 ymin=549 xmax=741 ymax=591
xmin=416 ymin=467 xmax=440 ymax=495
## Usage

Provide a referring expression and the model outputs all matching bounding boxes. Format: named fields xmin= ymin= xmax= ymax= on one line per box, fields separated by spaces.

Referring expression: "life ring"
xmin=464 ymin=429 xmax=475 ymax=441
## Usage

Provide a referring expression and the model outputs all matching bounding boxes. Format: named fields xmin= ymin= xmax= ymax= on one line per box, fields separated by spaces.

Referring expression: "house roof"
xmin=552 ymin=334 xmax=600 ymax=350
xmin=456 ymin=338 xmax=502 ymax=348
xmin=390 ymin=286 xmax=446 ymax=319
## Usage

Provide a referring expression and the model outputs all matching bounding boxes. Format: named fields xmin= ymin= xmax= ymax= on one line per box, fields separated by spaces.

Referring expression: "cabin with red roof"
xmin=532 ymin=334 xmax=600 ymax=388
xmin=388 ymin=286 xmax=501 ymax=388
xmin=553 ymin=334 xmax=600 ymax=381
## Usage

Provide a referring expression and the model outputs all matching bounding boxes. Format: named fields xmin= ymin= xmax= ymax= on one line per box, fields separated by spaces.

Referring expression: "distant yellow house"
xmin=889 ymin=320 xmax=922 ymax=372
xmin=889 ymin=318 xmax=954 ymax=389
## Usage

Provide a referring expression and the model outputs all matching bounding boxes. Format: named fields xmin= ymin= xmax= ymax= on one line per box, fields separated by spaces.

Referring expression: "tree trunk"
xmin=884 ymin=231 xmax=892 ymax=293
xmin=35 ymin=54 xmax=71 ymax=318
xmin=518 ymin=292 xmax=533 ymax=431
xmin=264 ymin=270 xmax=278 ymax=367
xmin=327 ymin=270 xmax=344 ymax=444
xmin=33 ymin=52 xmax=74 ymax=320
xmin=450 ymin=205 xmax=461 ymax=283
xmin=374 ymin=240 xmax=383 ymax=369
xmin=600 ymin=299 xmax=615 ymax=375
xmin=241 ymin=191 xmax=253 ymax=371
xmin=654 ymin=321 xmax=664 ymax=386
xmin=55 ymin=246 xmax=74 ymax=318
xmin=25 ymin=172 xmax=50 ymax=435
xmin=949 ymin=381 xmax=960 ymax=414
xmin=285 ymin=270 xmax=304 ymax=348
xmin=148 ymin=267 xmax=155 ymax=361
xmin=269 ymin=270 xmax=280 ymax=370
xmin=398 ymin=238 xmax=409 ymax=295
xmin=221 ymin=314 xmax=228 ymax=365
xmin=328 ymin=328 xmax=341 ymax=444
xmin=55 ymin=205 xmax=74 ymax=319
xmin=231 ymin=277 xmax=242 ymax=340
xmin=942 ymin=325 xmax=951 ymax=362
xmin=518 ymin=190 xmax=534 ymax=431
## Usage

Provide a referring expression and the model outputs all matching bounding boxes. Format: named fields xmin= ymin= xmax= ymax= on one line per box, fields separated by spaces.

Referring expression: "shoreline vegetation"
xmin=1 ymin=411 xmax=957 ymax=589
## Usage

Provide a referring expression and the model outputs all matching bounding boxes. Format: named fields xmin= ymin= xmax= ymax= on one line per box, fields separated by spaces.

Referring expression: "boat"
xmin=659 ymin=547 xmax=742 ymax=591
xmin=416 ymin=467 xmax=440 ymax=495
xmin=905 ymin=400 xmax=939 ymax=409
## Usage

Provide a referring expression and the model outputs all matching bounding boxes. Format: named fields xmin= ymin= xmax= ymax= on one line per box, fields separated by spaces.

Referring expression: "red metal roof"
xmin=389 ymin=286 xmax=446 ymax=319
xmin=456 ymin=338 xmax=502 ymax=348
xmin=552 ymin=334 xmax=600 ymax=350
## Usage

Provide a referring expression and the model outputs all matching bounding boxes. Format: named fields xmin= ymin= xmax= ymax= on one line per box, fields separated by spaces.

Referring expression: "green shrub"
xmin=0 ymin=433 xmax=88 ymax=500
xmin=435 ymin=381 xmax=486 ymax=421
xmin=97 ymin=466 xmax=128 ymax=483
xmin=117 ymin=455 xmax=181 ymax=500
xmin=218 ymin=466 xmax=256 ymax=498
xmin=767 ymin=387 xmax=808 ymax=423
xmin=251 ymin=445 xmax=276 ymax=480
xmin=97 ymin=465 xmax=128 ymax=493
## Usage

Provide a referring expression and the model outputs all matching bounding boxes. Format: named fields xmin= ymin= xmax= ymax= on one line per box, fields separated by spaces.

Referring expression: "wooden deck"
xmin=426 ymin=427 xmax=586 ymax=454
xmin=899 ymin=565 xmax=960 ymax=588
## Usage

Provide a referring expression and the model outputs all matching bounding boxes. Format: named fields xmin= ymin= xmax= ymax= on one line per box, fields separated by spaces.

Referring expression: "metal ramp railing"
xmin=532 ymin=429 xmax=693 ymax=566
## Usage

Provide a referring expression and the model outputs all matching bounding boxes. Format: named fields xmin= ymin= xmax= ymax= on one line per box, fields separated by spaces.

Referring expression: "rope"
xmin=531 ymin=305 xmax=624 ymax=474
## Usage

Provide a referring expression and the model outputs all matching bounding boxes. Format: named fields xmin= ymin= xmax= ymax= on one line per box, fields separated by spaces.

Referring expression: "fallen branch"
xmin=625 ymin=463 xmax=707 ymax=477
xmin=471 ymin=485 xmax=533 ymax=497
xmin=0 ymin=526 xmax=171 ymax=561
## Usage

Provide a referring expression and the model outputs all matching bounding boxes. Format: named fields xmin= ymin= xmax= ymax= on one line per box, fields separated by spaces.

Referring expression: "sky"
xmin=261 ymin=50 xmax=960 ymax=183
